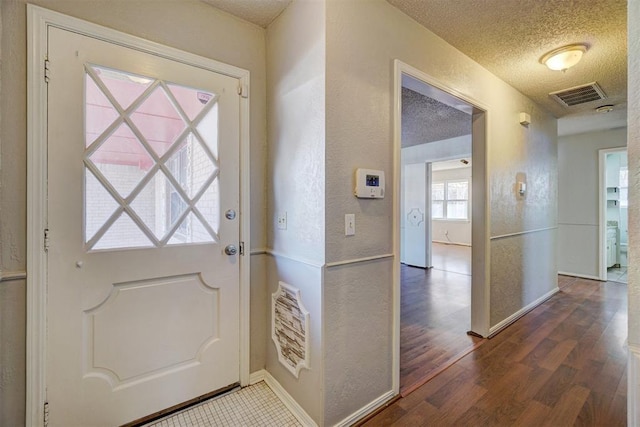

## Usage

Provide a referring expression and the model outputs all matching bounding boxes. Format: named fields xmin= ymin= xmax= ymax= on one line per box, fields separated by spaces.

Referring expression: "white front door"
xmin=46 ymin=26 xmax=241 ymax=426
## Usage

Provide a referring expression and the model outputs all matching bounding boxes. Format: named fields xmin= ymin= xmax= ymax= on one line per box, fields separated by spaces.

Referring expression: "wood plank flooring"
xmin=366 ymin=275 xmax=628 ymax=426
xmin=401 ymin=244 xmax=480 ymax=394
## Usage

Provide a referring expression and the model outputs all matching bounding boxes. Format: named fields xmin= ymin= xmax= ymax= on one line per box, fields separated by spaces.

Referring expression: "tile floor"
xmin=145 ymin=381 xmax=302 ymax=427
xmin=607 ymin=266 xmax=628 ymax=283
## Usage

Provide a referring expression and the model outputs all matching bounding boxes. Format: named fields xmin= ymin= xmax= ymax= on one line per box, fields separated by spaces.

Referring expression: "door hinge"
xmin=239 ymin=241 xmax=245 ymax=256
xmin=238 ymin=84 xmax=248 ymax=99
xmin=44 ymin=228 xmax=50 ymax=252
xmin=44 ymin=401 xmax=49 ymax=427
xmin=44 ymin=58 xmax=51 ymax=83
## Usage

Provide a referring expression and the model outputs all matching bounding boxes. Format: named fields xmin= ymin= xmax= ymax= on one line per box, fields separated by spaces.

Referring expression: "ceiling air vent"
xmin=550 ymin=82 xmax=606 ymax=107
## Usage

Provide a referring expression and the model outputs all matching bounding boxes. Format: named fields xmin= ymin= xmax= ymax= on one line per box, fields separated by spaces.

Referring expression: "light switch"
xmin=345 ymin=214 xmax=355 ymax=236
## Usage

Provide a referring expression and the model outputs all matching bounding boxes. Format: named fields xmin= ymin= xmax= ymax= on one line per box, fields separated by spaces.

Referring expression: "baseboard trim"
xmin=488 ymin=287 xmax=560 ymax=338
xmin=251 ymin=370 xmax=317 ymax=427
xmin=558 ymin=271 xmax=603 ymax=281
xmin=629 ymin=344 xmax=640 ymax=427
xmin=249 ymin=370 xmax=266 ymax=385
xmin=333 ymin=390 xmax=396 ymax=427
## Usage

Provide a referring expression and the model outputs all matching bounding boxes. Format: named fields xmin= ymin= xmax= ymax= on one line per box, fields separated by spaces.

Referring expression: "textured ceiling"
xmin=200 ymin=0 xmax=291 ymax=27
xmin=402 ymin=88 xmax=471 ymax=148
xmin=387 ymin=0 xmax=627 ymax=119
xmin=200 ymin=0 xmax=628 ymax=127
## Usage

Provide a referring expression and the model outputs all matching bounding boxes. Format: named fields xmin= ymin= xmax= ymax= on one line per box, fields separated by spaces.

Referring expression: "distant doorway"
xmin=599 ymin=148 xmax=629 ymax=283
xmin=393 ymin=61 xmax=489 ymax=395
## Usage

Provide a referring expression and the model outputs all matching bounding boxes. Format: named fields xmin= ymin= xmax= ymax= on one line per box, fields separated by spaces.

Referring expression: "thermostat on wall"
xmin=354 ymin=168 xmax=385 ymax=199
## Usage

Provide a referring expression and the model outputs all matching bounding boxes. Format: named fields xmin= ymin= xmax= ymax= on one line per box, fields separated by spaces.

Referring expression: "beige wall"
xmin=627 ymin=0 xmax=639 ymax=424
xmin=266 ymin=0 xmax=325 ymax=262
xmin=557 ymin=128 xmax=627 ymax=278
xmin=323 ymin=0 xmax=557 ymax=422
xmin=265 ymin=0 xmax=326 ymax=424
xmin=629 ymin=0 xmax=639 ymax=349
xmin=0 ymin=1 xmax=266 ymax=425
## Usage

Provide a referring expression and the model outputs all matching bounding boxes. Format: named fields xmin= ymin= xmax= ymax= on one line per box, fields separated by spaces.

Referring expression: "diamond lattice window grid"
xmin=83 ymin=64 xmax=220 ymax=250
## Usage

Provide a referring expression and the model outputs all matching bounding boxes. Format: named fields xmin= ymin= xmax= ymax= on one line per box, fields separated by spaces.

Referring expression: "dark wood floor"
xmin=401 ymin=244 xmax=479 ymax=394
xmin=367 ymin=275 xmax=628 ymax=426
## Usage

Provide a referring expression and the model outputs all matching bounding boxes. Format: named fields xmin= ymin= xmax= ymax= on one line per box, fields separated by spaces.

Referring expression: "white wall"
xmin=432 ymin=167 xmax=472 ymax=246
xmin=627 ymin=1 xmax=640 ymax=424
xmin=401 ymin=162 xmax=431 ymax=266
xmin=324 ymin=0 xmax=557 ymax=423
xmin=557 ymin=128 xmax=626 ymax=278
xmin=0 ymin=2 xmax=267 ymax=425
xmin=400 ymin=136 xmax=472 ymax=257
xmin=265 ymin=1 xmax=325 ymax=424
xmin=401 ymin=135 xmax=471 ymax=166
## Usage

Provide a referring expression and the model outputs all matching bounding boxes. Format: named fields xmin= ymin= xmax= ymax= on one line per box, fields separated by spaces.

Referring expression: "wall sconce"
xmin=540 ymin=43 xmax=588 ymax=71
xmin=518 ymin=182 xmax=526 ymax=195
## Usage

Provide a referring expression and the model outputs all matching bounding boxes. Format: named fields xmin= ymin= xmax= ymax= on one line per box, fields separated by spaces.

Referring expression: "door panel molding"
xmin=27 ymin=6 xmax=251 ymax=425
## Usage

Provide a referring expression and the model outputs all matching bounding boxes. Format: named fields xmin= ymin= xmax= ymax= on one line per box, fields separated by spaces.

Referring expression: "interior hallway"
xmin=401 ymin=243 xmax=479 ymax=393
xmin=366 ymin=275 xmax=628 ymax=426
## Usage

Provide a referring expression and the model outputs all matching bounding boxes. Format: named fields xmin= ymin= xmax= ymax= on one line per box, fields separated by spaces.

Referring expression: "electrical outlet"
xmin=277 ymin=212 xmax=287 ymax=230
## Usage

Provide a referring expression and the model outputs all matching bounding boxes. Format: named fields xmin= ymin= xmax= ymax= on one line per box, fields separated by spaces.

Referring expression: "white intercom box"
xmin=354 ymin=168 xmax=385 ymax=199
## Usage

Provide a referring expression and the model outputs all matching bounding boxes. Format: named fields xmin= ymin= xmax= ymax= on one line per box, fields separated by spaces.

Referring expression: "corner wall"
xmin=557 ymin=128 xmax=627 ymax=278
xmin=265 ymin=0 xmax=326 ymax=424
xmin=627 ymin=0 xmax=640 ymax=424
xmin=0 ymin=2 xmax=266 ymax=425
xmin=324 ymin=0 xmax=557 ymax=422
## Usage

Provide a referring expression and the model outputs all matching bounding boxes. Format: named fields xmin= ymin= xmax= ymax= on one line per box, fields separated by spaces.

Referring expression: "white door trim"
xmin=598 ymin=147 xmax=627 ymax=281
xmin=26 ymin=5 xmax=251 ymax=425
xmin=392 ymin=60 xmax=491 ymax=394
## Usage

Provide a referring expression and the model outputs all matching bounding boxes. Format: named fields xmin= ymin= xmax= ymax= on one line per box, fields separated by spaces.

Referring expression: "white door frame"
xmin=26 ymin=6 xmax=251 ymax=425
xmin=598 ymin=147 xmax=627 ymax=281
xmin=392 ymin=60 xmax=490 ymax=393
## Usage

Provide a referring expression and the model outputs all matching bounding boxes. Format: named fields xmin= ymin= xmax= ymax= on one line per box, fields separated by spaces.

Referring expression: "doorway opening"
xmin=393 ymin=62 xmax=489 ymax=396
xmin=599 ymin=148 xmax=629 ymax=283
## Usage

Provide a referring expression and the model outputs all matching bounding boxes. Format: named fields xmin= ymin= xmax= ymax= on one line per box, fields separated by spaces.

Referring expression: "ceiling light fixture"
xmin=596 ymin=104 xmax=614 ymax=113
xmin=540 ymin=43 xmax=588 ymax=71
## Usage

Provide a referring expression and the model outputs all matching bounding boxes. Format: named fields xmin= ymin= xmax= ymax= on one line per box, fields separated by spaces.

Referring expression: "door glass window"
xmin=84 ymin=65 xmax=220 ymax=250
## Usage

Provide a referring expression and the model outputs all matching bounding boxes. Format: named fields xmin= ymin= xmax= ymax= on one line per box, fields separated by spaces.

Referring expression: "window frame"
xmin=431 ymin=178 xmax=470 ymax=221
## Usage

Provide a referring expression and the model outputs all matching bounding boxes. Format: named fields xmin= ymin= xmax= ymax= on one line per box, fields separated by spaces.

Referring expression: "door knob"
xmin=225 ymin=244 xmax=237 ymax=256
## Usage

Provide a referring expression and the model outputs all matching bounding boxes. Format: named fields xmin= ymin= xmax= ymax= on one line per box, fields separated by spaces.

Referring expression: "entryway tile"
xmin=145 ymin=381 xmax=302 ymax=427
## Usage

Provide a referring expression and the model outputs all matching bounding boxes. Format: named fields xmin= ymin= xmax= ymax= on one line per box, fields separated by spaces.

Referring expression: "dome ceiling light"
xmin=596 ymin=104 xmax=614 ymax=113
xmin=540 ymin=44 xmax=588 ymax=71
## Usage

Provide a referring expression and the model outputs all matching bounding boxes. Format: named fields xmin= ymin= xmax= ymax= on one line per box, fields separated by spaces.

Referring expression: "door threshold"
xmin=122 ymin=383 xmax=240 ymax=427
